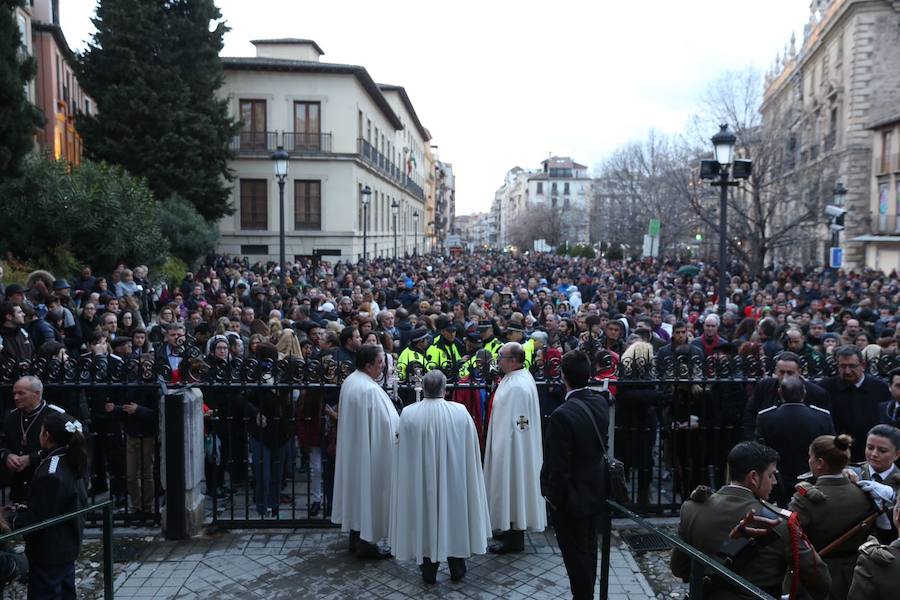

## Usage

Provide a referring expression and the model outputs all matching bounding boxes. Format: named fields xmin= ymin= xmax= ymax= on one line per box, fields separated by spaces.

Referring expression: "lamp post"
xmin=413 ymin=210 xmax=419 ymax=256
xmin=271 ymin=146 xmax=289 ymax=284
xmin=699 ymin=125 xmax=751 ymax=314
xmin=361 ymin=185 xmax=372 ymax=266
xmin=391 ymin=198 xmax=400 ymax=258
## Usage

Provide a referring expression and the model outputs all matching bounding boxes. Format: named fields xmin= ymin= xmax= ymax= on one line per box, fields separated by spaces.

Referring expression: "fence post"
xmin=599 ymin=510 xmax=612 ymax=600
xmin=159 ymin=384 xmax=206 ymax=538
xmin=103 ymin=501 xmax=114 ymax=600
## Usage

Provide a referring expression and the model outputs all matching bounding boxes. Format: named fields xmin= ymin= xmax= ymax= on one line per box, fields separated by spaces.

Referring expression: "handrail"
xmin=600 ymin=499 xmax=774 ymax=600
xmin=1 ymin=500 xmax=114 ymax=599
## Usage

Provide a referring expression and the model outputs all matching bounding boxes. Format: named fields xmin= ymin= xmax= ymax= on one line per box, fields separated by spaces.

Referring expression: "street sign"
xmin=829 ymin=247 xmax=843 ymax=268
xmin=642 ymin=234 xmax=659 ymax=258
xmin=648 ymin=219 xmax=661 ymax=237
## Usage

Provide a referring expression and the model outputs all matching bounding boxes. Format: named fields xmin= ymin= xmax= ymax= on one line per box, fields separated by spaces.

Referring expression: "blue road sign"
xmin=829 ymin=247 xmax=843 ymax=268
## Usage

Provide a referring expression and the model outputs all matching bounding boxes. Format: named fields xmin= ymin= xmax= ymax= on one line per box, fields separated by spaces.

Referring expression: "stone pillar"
xmin=160 ymin=387 xmax=205 ymax=539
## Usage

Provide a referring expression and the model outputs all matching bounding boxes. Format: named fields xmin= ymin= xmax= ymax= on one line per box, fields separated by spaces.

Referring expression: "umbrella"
xmin=677 ymin=265 xmax=701 ymax=277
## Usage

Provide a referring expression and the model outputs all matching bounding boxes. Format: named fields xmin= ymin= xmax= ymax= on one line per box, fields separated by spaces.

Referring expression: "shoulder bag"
xmin=569 ymin=397 xmax=630 ymax=505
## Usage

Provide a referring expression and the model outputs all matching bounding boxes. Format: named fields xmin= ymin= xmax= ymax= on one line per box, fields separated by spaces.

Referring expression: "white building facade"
xmin=217 ymin=39 xmax=431 ymax=262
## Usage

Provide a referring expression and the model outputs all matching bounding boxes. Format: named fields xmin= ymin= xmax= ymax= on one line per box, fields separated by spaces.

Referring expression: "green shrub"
xmin=158 ymin=195 xmax=219 ymax=265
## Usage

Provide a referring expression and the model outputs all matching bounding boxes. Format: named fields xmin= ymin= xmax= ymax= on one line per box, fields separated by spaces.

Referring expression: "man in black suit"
xmin=742 ymin=351 xmax=830 ymax=440
xmin=878 ymin=367 xmax=900 ymax=428
xmin=541 ymin=350 xmax=609 ymax=600
xmin=755 ymin=375 xmax=834 ymax=506
xmin=821 ymin=345 xmax=891 ymax=462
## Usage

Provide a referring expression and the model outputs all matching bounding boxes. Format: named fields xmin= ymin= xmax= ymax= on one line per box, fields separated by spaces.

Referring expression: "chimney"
xmin=251 ymin=39 xmax=324 ymax=62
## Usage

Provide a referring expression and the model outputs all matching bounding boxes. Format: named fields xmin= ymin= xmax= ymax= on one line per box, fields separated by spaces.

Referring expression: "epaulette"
xmin=47 ymin=404 xmax=65 ymax=413
xmin=793 ymin=482 xmax=827 ymax=503
xmin=757 ymin=405 xmax=777 ymax=415
xmin=810 ymin=405 xmax=831 ymax=415
xmin=859 ymin=536 xmax=895 ymax=565
xmin=689 ymin=485 xmax=713 ymax=503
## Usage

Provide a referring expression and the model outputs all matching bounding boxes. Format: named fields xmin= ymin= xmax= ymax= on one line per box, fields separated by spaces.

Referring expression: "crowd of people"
xmin=1 ymin=252 xmax=900 ymax=597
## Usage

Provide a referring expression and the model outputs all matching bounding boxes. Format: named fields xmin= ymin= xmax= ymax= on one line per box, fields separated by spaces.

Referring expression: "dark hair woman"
xmin=788 ymin=434 xmax=873 ymax=600
xmin=12 ymin=410 xmax=88 ymax=599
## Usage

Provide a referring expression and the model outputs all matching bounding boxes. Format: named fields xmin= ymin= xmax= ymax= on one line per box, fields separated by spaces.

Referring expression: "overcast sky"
xmin=60 ymin=0 xmax=811 ymax=215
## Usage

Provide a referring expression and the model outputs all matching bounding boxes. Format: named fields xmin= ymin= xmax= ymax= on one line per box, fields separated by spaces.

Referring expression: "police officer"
xmin=847 ymin=507 xmax=900 ymax=600
xmin=397 ymin=328 xmax=430 ymax=381
xmin=670 ymin=441 xmax=830 ymax=599
xmin=522 ymin=331 xmax=546 ymax=372
xmin=453 ymin=326 xmax=479 ymax=377
xmin=789 ymin=434 xmax=873 ymax=600
xmin=755 ymin=375 xmax=834 ymax=505
xmin=479 ymin=320 xmax=502 ymax=359
xmin=426 ymin=316 xmax=463 ymax=372
xmin=0 ymin=376 xmax=67 ymax=503
xmin=12 ymin=410 xmax=89 ymax=599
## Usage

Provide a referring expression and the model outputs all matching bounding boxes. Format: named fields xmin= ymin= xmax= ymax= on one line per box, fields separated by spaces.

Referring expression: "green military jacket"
xmin=671 ymin=485 xmax=831 ymax=600
xmin=847 ymin=536 xmax=900 ymax=600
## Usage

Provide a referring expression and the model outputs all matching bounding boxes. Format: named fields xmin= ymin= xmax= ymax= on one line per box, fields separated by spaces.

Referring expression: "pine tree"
xmin=0 ymin=0 xmax=43 ymax=180
xmin=77 ymin=0 xmax=239 ymax=221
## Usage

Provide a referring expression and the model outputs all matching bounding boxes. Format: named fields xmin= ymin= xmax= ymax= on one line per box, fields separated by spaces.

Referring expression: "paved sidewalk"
xmin=111 ymin=529 xmax=656 ymax=599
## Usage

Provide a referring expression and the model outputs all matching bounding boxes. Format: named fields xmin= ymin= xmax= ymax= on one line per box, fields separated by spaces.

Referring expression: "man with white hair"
xmin=390 ymin=370 xmax=491 ymax=584
xmin=0 ymin=376 xmax=65 ymax=502
xmin=483 ymin=342 xmax=546 ymax=553
xmin=691 ymin=313 xmax=729 ymax=358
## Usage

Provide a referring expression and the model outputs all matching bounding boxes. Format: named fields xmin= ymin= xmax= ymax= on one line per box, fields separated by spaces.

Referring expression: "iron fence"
xmin=1 ymin=338 xmax=898 ymax=528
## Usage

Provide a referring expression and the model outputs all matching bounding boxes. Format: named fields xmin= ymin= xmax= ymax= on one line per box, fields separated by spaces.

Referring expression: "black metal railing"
xmin=600 ymin=500 xmax=774 ymax=600
xmin=282 ymin=132 xmax=332 ymax=154
xmin=231 ymin=131 xmax=278 ymax=156
xmin=1 ymin=500 xmax=115 ymax=600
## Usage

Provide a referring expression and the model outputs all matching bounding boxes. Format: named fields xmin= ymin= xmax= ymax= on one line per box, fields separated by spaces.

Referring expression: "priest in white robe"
xmin=483 ymin=342 xmax=546 ymax=553
xmin=390 ymin=369 xmax=491 ymax=584
xmin=331 ymin=344 xmax=400 ymax=558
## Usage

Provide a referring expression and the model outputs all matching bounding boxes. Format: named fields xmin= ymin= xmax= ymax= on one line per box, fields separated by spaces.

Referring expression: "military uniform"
xmin=789 ymin=476 xmax=874 ymax=600
xmin=671 ymin=485 xmax=831 ymax=600
xmin=860 ymin=464 xmax=900 ymax=544
xmin=846 ymin=536 xmax=900 ymax=600
xmin=755 ymin=403 xmax=834 ymax=505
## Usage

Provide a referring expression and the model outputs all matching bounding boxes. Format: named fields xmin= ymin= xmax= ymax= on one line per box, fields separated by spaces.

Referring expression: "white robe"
xmin=483 ymin=368 xmax=546 ymax=532
xmin=331 ymin=370 xmax=400 ymax=543
xmin=390 ymin=397 xmax=491 ymax=563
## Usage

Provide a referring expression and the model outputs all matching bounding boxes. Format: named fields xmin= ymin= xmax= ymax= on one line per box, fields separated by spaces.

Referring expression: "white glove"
xmin=856 ymin=479 xmax=896 ymax=529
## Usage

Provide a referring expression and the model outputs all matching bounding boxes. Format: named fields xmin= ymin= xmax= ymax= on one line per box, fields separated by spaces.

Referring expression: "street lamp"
xmin=271 ymin=146 xmax=289 ymax=284
xmin=699 ymin=124 xmax=751 ymax=314
xmin=361 ymin=185 xmax=372 ymax=266
xmin=413 ymin=210 xmax=419 ymax=256
xmin=391 ymin=198 xmax=400 ymax=258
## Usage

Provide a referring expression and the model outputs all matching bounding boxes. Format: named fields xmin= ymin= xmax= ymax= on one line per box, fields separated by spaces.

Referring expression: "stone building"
xmin=760 ymin=0 xmax=900 ymax=269
xmin=217 ymin=39 xmax=433 ymax=262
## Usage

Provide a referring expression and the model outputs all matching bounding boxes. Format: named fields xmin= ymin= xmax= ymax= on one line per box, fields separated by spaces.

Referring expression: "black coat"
xmin=755 ymin=402 xmax=834 ymax=501
xmin=14 ymin=446 xmax=87 ymax=566
xmin=742 ymin=377 xmax=831 ymax=440
xmin=821 ymin=375 xmax=891 ymax=462
xmin=540 ymin=387 xmax=610 ymax=518
xmin=0 ymin=402 xmax=66 ymax=503
xmin=878 ymin=399 xmax=900 ymax=428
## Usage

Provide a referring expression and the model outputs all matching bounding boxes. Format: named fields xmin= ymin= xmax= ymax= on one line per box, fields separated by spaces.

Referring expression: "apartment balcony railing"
xmin=356 ymin=138 xmax=425 ymax=200
xmin=404 ymin=177 xmax=424 ymax=200
xmin=231 ymin=131 xmax=279 ymax=156
xmin=282 ymin=132 xmax=332 ymax=154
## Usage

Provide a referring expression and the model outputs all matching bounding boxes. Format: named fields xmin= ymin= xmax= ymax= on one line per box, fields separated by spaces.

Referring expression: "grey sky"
xmin=60 ymin=0 xmax=811 ymax=215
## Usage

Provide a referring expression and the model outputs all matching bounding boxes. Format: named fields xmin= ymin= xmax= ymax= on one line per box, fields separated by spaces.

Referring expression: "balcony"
xmin=356 ymin=138 xmax=424 ymax=199
xmin=282 ymin=132 xmax=332 ymax=154
xmin=232 ymin=131 xmax=279 ymax=156
xmin=404 ymin=176 xmax=424 ymax=200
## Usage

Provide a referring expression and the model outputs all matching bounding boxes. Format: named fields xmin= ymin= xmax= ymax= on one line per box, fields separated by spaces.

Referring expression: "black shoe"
xmin=448 ymin=557 xmax=466 ymax=581
xmin=349 ymin=531 xmax=360 ymax=554
xmin=420 ymin=559 xmax=438 ymax=584
xmin=308 ymin=502 xmax=321 ymax=518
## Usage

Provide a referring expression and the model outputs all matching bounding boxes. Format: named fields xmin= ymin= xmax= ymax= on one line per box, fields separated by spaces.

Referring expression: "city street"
xmin=108 ymin=529 xmax=655 ymax=599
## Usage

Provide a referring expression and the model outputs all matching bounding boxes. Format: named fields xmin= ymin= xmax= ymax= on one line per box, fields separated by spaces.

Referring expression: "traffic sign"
xmin=829 ymin=247 xmax=843 ymax=268
xmin=648 ymin=219 xmax=661 ymax=237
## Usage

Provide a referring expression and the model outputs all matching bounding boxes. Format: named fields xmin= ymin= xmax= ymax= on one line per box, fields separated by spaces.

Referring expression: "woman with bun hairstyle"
xmin=12 ymin=410 xmax=88 ymax=599
xmin=789 ymin=434 xmax=874 ymax=600
xmin=858 ymin=424 xmax=900 ymax=543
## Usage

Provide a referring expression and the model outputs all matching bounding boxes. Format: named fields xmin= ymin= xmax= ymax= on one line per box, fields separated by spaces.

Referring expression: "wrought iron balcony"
xmin=231 ymin=131 xmax=278 ymax=156
xmin=282 ymin=132 xmax=332 ymax=154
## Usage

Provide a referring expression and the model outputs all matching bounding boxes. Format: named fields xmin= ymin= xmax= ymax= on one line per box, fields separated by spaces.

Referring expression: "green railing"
xmin=0 ymin=500 xmax=114 ymax=599
xmin=600 ymin=500 xmax=774 ymax=600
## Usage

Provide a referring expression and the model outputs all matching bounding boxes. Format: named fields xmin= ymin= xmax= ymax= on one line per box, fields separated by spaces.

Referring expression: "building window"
xmin=536 ymin=182 xmax=543 ymax=194
xmin=564 ymin=182 xmax=570 ymax=194
xmin=881 ymin=131 xmax=893 ymax=173
xmin=240 ymin=179 xmax=267 ymax=230
xmin=564 ymin=197 xmax=570 ymax=209
xmin=294 ymin=180 xmax=322 ymax=230
xmin=293 ymin=101 xmax=320 ymax=150
xmin=239 ymin=99 xmax=267 ymax=149
xmin=551 ymin=182 xmax=558 ymax=195
xmin=241 ymin=245 xmax=268 ymax=256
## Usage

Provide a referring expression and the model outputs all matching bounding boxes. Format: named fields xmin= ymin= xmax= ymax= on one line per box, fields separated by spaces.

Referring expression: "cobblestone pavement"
xmin=108 ymin=529 xmax=656 ymax=599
